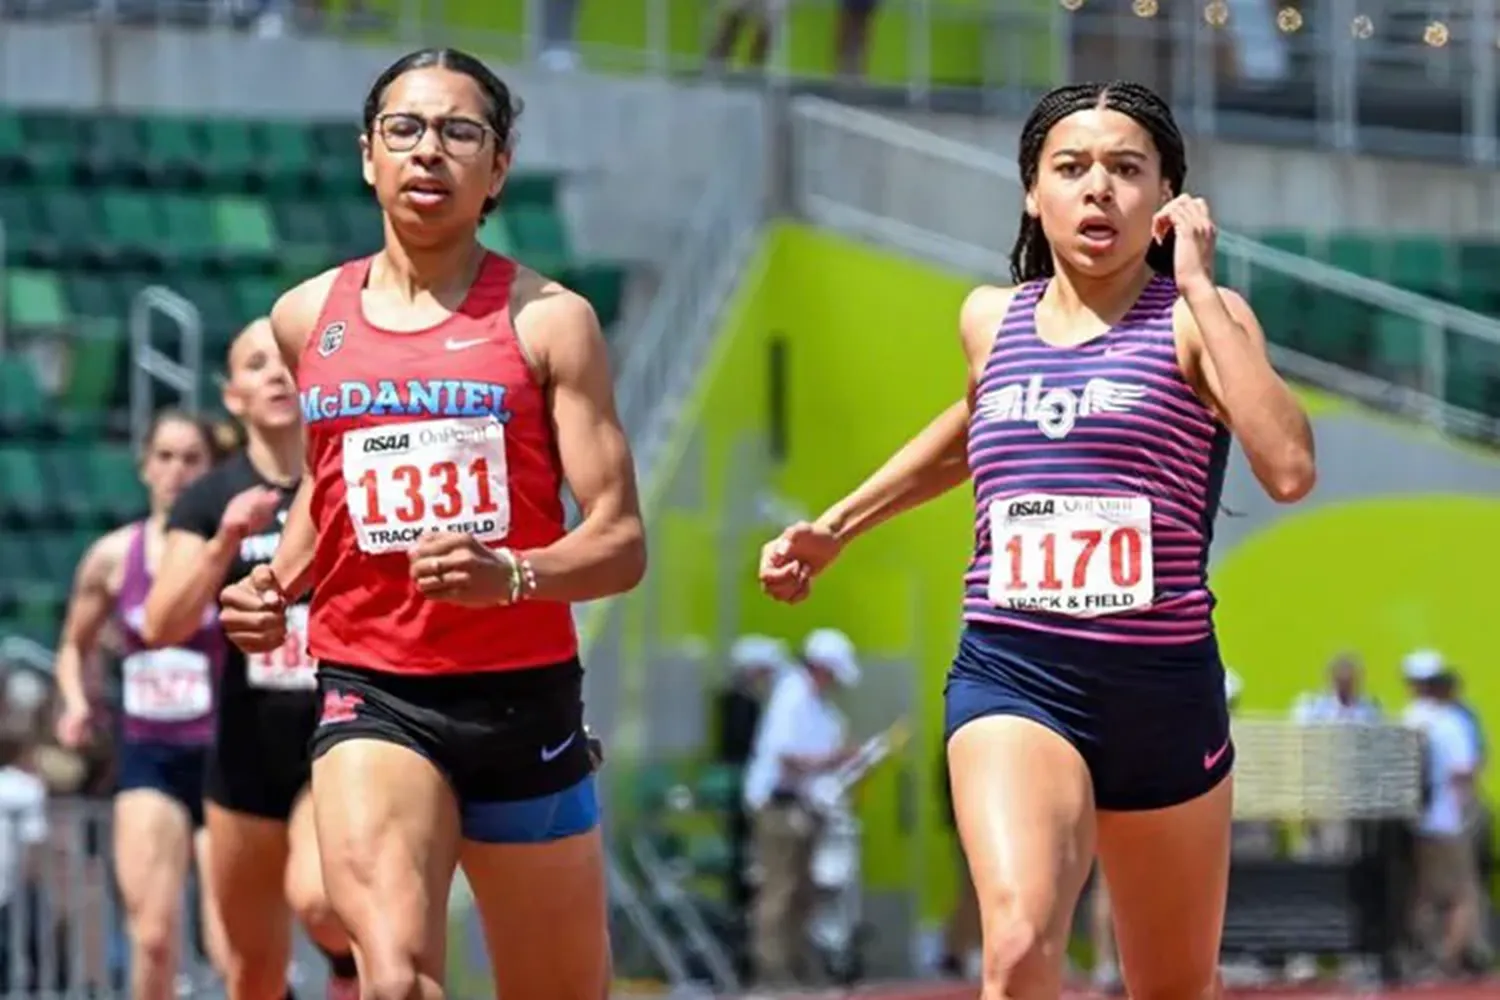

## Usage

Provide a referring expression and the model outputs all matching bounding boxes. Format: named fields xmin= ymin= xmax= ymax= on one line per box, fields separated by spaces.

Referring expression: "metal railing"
xmin=6 ymin=0 xmax=1499 ymax=164
xmin=786 ymin=95 xmax=1500 ymax=441
xmin=128 ymin=286 xmax=202 ymax=448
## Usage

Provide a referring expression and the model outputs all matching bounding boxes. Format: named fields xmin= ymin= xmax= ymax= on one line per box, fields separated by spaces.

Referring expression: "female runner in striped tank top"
xmin=52 ymin=410 xmax=229 ymax=999
xmin=760 ymin=82 xmax=1316 ymax=999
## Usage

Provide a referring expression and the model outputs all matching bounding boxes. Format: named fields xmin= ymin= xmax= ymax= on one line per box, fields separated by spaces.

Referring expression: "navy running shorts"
xmin=309 ymin=659 xmax=599 ymax=843
xmin=944 ymin=622 xmax=1233 ymax=811
xmin=116 ymin=741 xmax=208 ymax=828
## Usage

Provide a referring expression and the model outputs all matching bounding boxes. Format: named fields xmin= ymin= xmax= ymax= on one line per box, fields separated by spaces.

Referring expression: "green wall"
xmin=645 ymin=221 xmax=1500 ymax=925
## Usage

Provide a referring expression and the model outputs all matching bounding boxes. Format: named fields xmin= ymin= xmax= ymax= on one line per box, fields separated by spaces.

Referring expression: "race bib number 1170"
xmin=986 ymin=493 xmax=1154 ymax=618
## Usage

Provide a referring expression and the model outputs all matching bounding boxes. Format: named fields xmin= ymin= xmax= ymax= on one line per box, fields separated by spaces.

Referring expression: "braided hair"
xmin=1008 ymin=81 xmax=1187 ymax=284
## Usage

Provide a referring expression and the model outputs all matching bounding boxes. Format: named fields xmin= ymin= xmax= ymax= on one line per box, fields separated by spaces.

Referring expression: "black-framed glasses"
xmin=375 ymin=113 xmax=493 ymax=158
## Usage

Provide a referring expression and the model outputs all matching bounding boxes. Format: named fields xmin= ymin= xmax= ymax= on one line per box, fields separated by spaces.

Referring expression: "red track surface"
xmin=732 ymin=982 xmax=1500 ymax=1000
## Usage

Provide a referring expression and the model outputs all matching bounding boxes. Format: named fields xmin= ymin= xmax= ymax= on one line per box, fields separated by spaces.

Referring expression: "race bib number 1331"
xmin=986 ymin=493 xmax=1154 ymax=618
xmin=342 ymin=417 xmax=511 ymax=555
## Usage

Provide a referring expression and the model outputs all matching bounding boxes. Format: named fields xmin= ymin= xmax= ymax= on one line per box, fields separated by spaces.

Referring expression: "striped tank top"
xmin=962 ymin=276 xmax=1230 ymax=645
xmin=114 ymin=522 xmax=222 ymax=744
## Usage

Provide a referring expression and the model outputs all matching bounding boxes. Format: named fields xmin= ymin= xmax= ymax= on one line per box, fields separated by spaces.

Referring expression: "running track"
xmin=721 ymin=982 xmax=1500 ymax=1000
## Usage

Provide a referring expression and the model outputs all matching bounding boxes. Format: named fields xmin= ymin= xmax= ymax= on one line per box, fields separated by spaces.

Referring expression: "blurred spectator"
xmin=539 ymin=0 xmax=581 ymax=71
xmin=1291 ymin=653 xmax=1382 ymax=726
xmin=835 ymin=0 xmax=881 ymax=79
xmin=743 ymin=628 xmax=858 ymax=987
xmin=0 ymin=722 xmax=61 ymax=993
xmin=715 ymin=635 xmax=790 ymax=931
xmin=1287 ymin=655 xmax=1382 ymax=981
xmin=706 ymin=0 xmax=785 ymax=71
xmin=1401 ymin=651 xmax=1487 ymax=976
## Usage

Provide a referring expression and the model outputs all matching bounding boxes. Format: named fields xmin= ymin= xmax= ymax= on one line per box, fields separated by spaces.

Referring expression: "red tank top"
xmin=297 ymin=253 xmax=577 ymax=675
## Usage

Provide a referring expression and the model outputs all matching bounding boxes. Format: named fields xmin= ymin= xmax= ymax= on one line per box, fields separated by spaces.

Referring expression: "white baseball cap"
xmin=728 ymin=634 xmax=791 ymax=675
xmin=803 ymin=628 xmax=860 ymax=687
xmin=1401 ymin=649 xmax=1448 ymax=682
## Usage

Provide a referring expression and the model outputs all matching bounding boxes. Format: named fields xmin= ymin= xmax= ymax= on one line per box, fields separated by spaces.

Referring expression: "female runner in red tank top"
xmin=217 ymin=48 xmax=645 ymax=1000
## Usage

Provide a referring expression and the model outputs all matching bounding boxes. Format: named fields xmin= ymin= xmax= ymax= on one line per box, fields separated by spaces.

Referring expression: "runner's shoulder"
xmin=269 ymin=267 xmax=342 ymax=366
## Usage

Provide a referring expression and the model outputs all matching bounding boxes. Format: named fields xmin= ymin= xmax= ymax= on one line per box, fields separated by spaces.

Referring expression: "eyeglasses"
xmin=375 ymin=113 xmax=493 ymax=158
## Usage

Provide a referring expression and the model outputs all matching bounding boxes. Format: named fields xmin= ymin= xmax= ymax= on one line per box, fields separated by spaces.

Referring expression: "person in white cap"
xmin=741 ymin=628 xmax=858 ymax=987
xmin=716 ymin=634 xmax=792 ymax=932
xmin=1400 ymin=650 xmax=1486 ymax=976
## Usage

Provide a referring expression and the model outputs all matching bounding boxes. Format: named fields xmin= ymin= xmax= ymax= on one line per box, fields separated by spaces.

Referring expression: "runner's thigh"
xmin=1096 ymin=775 xmax=1233 ymax=1000
xmin=311 ymin=738 xmax=461 ymax=978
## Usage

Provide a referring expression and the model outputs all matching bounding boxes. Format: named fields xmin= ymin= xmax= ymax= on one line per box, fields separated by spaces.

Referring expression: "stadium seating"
xmin=1241 ymin=231 xmax=1500 ymax=417
xmin=0 ymin=106 xmax=630 ymax=645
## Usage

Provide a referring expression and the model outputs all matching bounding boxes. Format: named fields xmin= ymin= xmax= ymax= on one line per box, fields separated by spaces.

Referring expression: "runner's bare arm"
xmin=521 ymin=287 xmax=646 ymax=602
xmin=814 ymin=285 xmax=1014 ymax=546
xmin=54 ymin=530 xmax=125 ymax=712
xmin=262 ymin=272 xmax=335 ymax=600
xmin=141 ymin=529 xmax=242 ymax=647
xmin=1175 ymin=288 xmax=1316 ymax=503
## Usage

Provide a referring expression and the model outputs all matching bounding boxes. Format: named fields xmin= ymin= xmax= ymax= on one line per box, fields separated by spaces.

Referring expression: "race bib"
xmin=987 ymin=493 xmax=1154 ymax=618
xmin=342 ymin=417 xmax=511 ymax=555
xmin=121 ymin=649 xmax=213 ymax=722
xmin=246 ymin=604 xmax=316 ymax=691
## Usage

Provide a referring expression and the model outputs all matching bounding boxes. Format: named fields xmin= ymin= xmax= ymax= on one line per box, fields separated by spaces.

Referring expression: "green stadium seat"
xmin=81 ymin=115 xmax=148 ymax=187
xmin=1259 ymin=231 xmax=1309 ymax=257
xmin=684 ymin=832 xmax=733 ymax=877
xmin=102 ymin=191 xmax=163 ymax=270
xmin=1446 ymin=336 xmax=1500 ymax=414
xmin=43 ymin=447 xmax=98 ymax=529
xmin=504 ymin=206 xmax=572 ymax=271
xmin=213 ymin=196 xmax=277 ymax=269
xmin=1386 ymin=237 xmax=1451 ymax=296
xmin=0 ymin=111 xmax=25 ymax=183
xmin=66 ymin=273 xmax=128 ymax=320
xmin=5 ymin=269 xmax=68 ymax=332
xmin=20 ymin=112 xmax=83 ymax=182
xmin=561 ymin=263 xmax=627 ymax=328
xmin=1247 ymin=276 xmax=1303 ymax=348
xmin=161 ymin=195 xmax=220 ymax=272
xmin=1326 ymin=235 xmax=1382 ymax=278
xmin=1303 ymin=294 xmax=1368 ymax=367
xmin=234 ymin=276 xmax=282 ymax=322
xmin=1370 ymin=313 xmax=1425 ymax=378
xmin=503 ymin=173 xmax=560 ymax=210
xmin=0 ymin=188 xmax=44 ymax=267
xmin=0 ymin=357 xmax=46 ymax=437
xmin=333 ymin=198 xmax=384 ymax=259
xmin=307 ymin=121 xmax=363 ymax=195
xmin=258 ymin=120 xmax=320 ymax=195
xmin=0 ymin=444 xmax=50 ymax=527
xmin=37 ymin=188 xmax=102 ymax=269
xmin=142 ymin=116 xmax=205 ymax=188
xmin=271 ymin=198 xmax=339 ymax=276
xmin=89 ymin=444 xmax=148 ymax=524
xmin=477 ymin=215 xmax=513 ymax=256
xmin=202 ymin=118 xmax=260 ymax=192
xmin=173 ymin=275 xmax=238 ymax=351
xmin=63 ymin=319 xmax=124 ymax=420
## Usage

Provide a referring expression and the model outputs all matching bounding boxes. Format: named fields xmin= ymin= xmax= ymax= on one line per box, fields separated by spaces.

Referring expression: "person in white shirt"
xmin=1291 ymin=654 xmax=1382 ymax=726
xmin=1400 ymin=650 xmax=1485 ymax=975
xmin=743 ymin=628 xmax=858 ymax=988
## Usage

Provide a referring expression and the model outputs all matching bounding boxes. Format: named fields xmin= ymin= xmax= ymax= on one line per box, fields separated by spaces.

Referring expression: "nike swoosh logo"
xmin=540 ymin=732 xmax=578 ymax=762
xmin=1203 ymin=738 xmax=1231 ymax=771
xmin=444 ymin=337 xmax=489 ymax=351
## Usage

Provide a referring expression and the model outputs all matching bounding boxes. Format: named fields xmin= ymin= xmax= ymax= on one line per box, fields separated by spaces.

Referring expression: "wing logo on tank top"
xmin=317 ymin=322 xmax=346 ymax=358
xmin=976 ymin=374 xmax=1147 ymax=440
